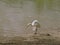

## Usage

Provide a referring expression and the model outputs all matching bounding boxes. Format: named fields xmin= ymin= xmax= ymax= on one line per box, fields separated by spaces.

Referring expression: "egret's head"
xmin=33 ymin=20 xmax=38 ymax=23
xmin=32 ymin=20 xmax=39 ymax=25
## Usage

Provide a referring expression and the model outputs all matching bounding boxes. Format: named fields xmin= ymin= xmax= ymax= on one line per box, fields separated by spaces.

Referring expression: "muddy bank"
xmin=0 ymin=34 xmax=60 ymax=45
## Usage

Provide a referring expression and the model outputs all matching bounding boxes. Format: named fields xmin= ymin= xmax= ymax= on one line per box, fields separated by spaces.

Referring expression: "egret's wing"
xmin=25 ymin=23 xmax=32 ymax=30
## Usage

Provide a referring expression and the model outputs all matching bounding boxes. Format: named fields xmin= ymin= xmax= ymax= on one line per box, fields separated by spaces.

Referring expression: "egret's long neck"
xmin=32 ymin=21 xmax=35 ymax=26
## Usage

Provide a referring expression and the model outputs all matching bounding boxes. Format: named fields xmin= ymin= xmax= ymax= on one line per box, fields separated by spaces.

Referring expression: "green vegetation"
xmin=0 ymin=0 xmax=60 ymax=10
xmin=34 ymin=0 xmax=44 ymax=12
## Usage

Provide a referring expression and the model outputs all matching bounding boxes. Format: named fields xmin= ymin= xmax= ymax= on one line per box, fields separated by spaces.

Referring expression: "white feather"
xmin=32 ymin=20 xmax=38 ymax=26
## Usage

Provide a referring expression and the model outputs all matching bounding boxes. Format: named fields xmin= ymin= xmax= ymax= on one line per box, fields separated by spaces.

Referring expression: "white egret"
xmin=25 ymin=20 xmax=40 ymax=35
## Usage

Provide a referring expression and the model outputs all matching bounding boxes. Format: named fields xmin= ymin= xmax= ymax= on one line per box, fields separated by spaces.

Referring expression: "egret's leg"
xmin=34 ymin=27 xmax=37 ymax=35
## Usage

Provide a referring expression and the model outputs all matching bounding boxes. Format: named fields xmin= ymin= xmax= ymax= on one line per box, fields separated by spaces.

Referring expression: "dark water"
xmin=0 ymin=0 xmax=60 ymax=37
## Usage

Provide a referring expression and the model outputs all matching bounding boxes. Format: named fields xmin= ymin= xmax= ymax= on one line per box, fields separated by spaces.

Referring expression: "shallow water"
xmin=0 ymin=0 xmax=60 ymax=37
